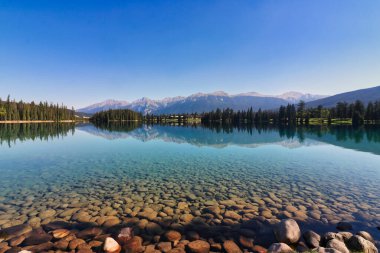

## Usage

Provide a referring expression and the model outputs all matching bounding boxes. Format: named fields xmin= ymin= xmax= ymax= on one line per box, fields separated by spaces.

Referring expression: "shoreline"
xmin=0 ymin=217 xmax=377 ymax=252
xmin=0 ymin=120 xmax=87 ymax=124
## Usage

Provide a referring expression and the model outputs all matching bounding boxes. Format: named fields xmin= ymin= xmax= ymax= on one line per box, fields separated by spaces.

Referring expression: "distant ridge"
xmin=306 ymin=85 xmax=380 ymax=108
xmin=78 ymin=91 xmax=326 ymax=115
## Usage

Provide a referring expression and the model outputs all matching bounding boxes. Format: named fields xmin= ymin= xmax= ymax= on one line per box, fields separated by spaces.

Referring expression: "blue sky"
xmin=1 ymin=0 xmax=380 ymax=108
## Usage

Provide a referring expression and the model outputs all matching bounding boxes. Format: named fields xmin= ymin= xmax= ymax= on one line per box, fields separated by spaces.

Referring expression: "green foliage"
xmin=0 ymin=96 xmax=75 ymax=121
xmin=163 ymin=99 xmax=380 ymax=127
xmin=90 ymin=109 xmax=142 ymax=123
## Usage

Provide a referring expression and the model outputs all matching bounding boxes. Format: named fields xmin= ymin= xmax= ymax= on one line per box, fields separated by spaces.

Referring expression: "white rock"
xmin=104 ymin=237 xmax=121 ymax=253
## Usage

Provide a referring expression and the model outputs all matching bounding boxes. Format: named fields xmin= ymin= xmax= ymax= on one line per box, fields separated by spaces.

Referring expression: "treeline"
xmin=0 ymin=123 xmax=75 ymax=147
xmin=0 ymin=96 xmax=75 ymax=121
xmin=201 ymin=100 xmax=380 ymax=126
xmin=145 ymin=113 xmax=201 ymax=123
xmin=90 ymin=109 xmax=142 ymax=123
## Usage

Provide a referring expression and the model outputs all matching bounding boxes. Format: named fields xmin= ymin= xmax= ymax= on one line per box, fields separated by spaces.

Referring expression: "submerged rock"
xmin=164 ymin=230 xmax=181 ymax=243
xmin=273 ymin=219 xmax=301 ymax=244
xmin=336 ymin=222 xmax=352 ymax=231
xmin=187 ymin=240 xmax=210 ymax=253
xmin=0 ymin=224 xmax=32 ymax=241
xmin=22 ymin=227 xmax=52 ymax=246
xmin=124 ymin=236 xmax=144 ymax=253
xmin=223 ymin=240 xmax=242 ymax=253
xmin=118 ymin=227 xmax=134 ymax=245
xmin=52 ymin=228 xmax=71 ymax=239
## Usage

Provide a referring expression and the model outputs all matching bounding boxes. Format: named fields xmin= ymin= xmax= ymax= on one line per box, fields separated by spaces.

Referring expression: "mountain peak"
xmin=78 ymin=90 xmax=329 ymax=114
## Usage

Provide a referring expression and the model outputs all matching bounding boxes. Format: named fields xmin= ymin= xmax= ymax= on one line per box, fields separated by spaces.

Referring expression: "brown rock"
xmin=52 ymin=228 xmax=71 ymax=239
xmin=118 ymin=227 xmax=134 ymax=245
xmin=89 ymin=240 xmax=104 ymax=248
xmin=103 ymin=217 xmax=121 ymax=228
xmin=77 ymin=227 xmax=103 ymax=239
xmin=138 ymin=210 xmax=158 ymax=220
xmin=157 ymin=242 xmax=172 ymax=252
xmin=210 ymin=243 xmax=222 ymax=251
xmin=78 ymin=249 xmax=95 ymax=253
xmin=38 ymin=209 xmax=56 ymax=220
xmin=177 ymin=202 xmax=188 ymax=210
xmin=78 ymin=243 xmax=93 ymax=250
xmin=252 ymin=245 xmax=268 ymax=253
xmin=22 ymin=227 xmax=53 ymax=246
xmin=0 ymin=224 xmax=32 ymax=240
xmin=224 ymin=211 xmax=242 ymax=220
xmin=223 ymin=240 xmax=242 ymax=253
xmin=168 ymin=248 xmax=186 ymax=253
xmin=69 ymin=238 xmax=86 ymax=250
xmin=239 ymin=235 xmax=254 ymax=250
xmin=144 ymin=244 xmax=157 ymax=253
xmin=181 ymin=214 xmax=194 ymax=223
xmin=54 ymin=239 xmax=69 ymax=250
xmin=202 ymin=206 xmax=221 ymax=216
xmin=29 ymin=241 xmax=54 ymax=252
xmin=9 ymin=235 xmax=25 ymax=247
xmin=187 ymin=240 xmax=210 ymax=253
xmin=125 ymin=236 xmax=144 ymax=253
xmin=165 ymin=230 xmax=182 ymax=243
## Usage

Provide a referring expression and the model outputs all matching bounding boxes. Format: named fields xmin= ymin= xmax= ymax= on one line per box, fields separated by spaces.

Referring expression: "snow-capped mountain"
xmin=77 ymin=91 xmax=327 ymax=115
xmin=78 ymin=99 xmax=130 ymax=114
xmin=276 ymin=92 xmax=326 ymax=104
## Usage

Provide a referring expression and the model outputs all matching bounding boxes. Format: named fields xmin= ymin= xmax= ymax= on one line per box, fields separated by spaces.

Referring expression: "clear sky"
xmin=1 ymin=0 xmax=380 ymax=108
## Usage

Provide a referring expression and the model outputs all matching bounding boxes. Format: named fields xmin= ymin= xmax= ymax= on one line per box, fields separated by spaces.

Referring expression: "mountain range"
xmin=78 ymin=91 xmax=326 ymax=115
xmin=78 ymin=85 xmax=380 ymax=115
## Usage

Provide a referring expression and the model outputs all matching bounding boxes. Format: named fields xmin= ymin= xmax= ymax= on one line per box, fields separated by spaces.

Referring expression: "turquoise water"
xmin=0 ymin=123 xmax=379 ymax=237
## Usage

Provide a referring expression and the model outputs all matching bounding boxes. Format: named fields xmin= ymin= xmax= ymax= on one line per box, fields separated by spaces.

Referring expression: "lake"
xmin=0 ymin=123 xmax=379 ymax=247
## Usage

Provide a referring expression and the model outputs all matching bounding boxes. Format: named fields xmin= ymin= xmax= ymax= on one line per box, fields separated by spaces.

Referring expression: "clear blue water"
xmin=0 ymin=123 xmax=379 ymax=238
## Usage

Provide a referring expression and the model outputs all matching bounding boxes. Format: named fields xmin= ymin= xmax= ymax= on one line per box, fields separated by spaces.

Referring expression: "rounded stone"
xmin=104 ymin=237 xmax=121 ymax=253
xmin=273 ymin=219 xmax=301 ymax=244
xmin=267 ymin=243 xmax=294 ymax=253
xmin=187 ymin=240 xmax=210 ymax=253
xmin=164 ymin=230 xmax=182 ymax=242
xmin=223 ymin=240 xmax=243 ymax=253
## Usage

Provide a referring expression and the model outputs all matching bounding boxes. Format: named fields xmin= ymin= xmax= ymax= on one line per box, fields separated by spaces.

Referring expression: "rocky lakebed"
xmin=0 ymin=195 xmax=379 ymax=253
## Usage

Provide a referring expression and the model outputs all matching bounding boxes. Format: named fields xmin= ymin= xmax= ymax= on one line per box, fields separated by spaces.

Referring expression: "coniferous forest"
xmin=0 ymin=96 xmax=75 ymax=121
xmin=146 ymin=100 xmax=380 ymax=127
xmin=90 ymin=109 xmax=142 ymax=123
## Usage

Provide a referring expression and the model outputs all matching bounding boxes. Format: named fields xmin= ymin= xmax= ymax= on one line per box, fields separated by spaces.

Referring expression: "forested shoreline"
xmin=0 ymin=96 xmax=75 ymax=122
xmin=90 ymin=109 xmax=142 ymax=123
xmin=2 ymin=95 xmax=380 ymax=127
xmin=146 ymin=100 xmax=380 ymax=127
